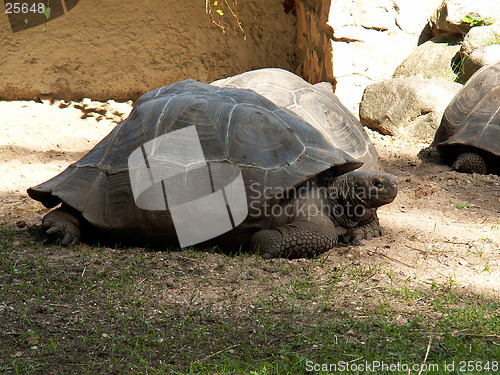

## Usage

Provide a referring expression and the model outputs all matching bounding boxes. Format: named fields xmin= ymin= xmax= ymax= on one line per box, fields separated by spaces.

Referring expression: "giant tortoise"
xmin=432 ymin=61 xmax=500 ymax=174
xmin=28 ymin=78 xmax=397 ymax=258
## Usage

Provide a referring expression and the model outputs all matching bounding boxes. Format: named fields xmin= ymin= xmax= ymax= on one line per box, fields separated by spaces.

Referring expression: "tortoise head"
xmin=328 ymin=170 xmax=398 ymax=209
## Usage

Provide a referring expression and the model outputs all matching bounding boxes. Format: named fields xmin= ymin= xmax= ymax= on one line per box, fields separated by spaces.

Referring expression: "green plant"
xmin=41 ymin=2 xmax=51 ymax=32
xmin=462 ymin=14 xmax=496 ymax=27
xmin=43 ymin=4 xmax=51 ymax=20
xmin=205 ymin=0 xmax=246 ymax=39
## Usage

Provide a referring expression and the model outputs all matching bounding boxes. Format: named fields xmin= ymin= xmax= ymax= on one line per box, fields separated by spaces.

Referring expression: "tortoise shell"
xmin=433 ymin=61 xmax=500 ymax=164
xmin=212 ymin=68 xmax=381 ymax=171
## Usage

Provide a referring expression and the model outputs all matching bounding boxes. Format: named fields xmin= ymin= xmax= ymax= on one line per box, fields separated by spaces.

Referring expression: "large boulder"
xmin=429 ymin=0 xmax=500 ymax=36
xmin=393 ymin=33 xmax=462 ymax=81
xmin=359 ymin=78 xmax=463 ymax=141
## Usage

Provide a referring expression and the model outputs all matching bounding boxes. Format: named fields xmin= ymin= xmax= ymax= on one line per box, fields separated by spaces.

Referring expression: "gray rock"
xmin=429 ymin=0 xmax=499 ymax=35
xmin=392 ymin=33 xmax=462 ymax=81
xmin=359 ymin=78 xmax=463 ymax=141
xmin=461 ymin=45 xmax=500 ymax=82
xmin=460 ymin=23 xmax=500 ymax=55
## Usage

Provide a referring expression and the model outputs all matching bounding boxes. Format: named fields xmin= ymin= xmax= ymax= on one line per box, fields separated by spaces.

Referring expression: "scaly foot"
xmin=42 ymin=207 xmax=81 ymax=245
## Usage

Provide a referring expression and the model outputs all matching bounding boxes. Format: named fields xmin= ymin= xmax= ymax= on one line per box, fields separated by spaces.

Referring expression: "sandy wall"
xmin=0 ymin=0 xmax=297 ymax=101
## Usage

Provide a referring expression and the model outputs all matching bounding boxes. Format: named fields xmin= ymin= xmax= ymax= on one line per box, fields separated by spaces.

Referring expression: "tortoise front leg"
xmin=250 ymin=215 xmax=346 ymax=259
xmin=341 ymin=208 xmax=382 ymax=242
xmin=42 ymin=205 xmax=81 ymax=245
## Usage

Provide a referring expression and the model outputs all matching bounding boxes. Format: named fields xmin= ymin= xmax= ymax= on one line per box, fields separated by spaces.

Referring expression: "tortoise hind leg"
xmin=42 ymin=205 xmax=82 ymax=245
xmin=250 ymin=215 xmax=346 ymax=259
xmin=452 ymin=152 xmax=487 ymax=174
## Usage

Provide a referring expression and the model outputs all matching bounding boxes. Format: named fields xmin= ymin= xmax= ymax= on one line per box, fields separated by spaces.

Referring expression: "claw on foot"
xmin=341 ymin=219 xmax=383 ymax=244
xmin=41 ymin=207 xmax=81 ymax=245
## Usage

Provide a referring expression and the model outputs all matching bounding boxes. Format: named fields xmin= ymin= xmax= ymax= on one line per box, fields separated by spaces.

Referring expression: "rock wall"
xmin=295 ymin=0 xmax=336 ymax=89
xmin=356 ymin=0 xmax=500 ymax=142
xmin=328 ymin=0 xmax=443 ymax=116
xmin=0 ymin=0 xmax=296 ymax=101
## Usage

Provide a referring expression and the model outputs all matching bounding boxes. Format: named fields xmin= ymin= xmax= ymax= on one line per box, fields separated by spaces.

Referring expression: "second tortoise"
xmin=432 ymin=61 xmax=500 ymax=174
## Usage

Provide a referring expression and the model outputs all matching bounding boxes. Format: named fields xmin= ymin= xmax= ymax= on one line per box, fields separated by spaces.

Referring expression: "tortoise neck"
xmin=326 ymin=173 xmax=368 ymax=227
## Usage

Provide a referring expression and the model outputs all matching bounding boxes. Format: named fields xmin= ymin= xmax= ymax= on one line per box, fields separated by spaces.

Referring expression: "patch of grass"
xmin=1 ymin=233 xmax=500 ymax=374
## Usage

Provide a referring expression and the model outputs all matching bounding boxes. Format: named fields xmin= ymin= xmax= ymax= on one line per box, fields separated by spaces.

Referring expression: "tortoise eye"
xmin=372 ymin=179 xmax=383 ymax=188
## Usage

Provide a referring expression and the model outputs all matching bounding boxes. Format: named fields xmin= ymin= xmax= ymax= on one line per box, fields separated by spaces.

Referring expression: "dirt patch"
xmin=0 ymin=100 xmax=129 ymax=192
xmin=1 ymin=99 xmax=499 ymax=299
xmin=366 ymin=129 xmax=500 ymax=296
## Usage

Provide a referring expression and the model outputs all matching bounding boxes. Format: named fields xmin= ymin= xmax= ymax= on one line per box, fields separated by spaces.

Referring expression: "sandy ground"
xmin=1 ymin=99 xmax=499 ymax=298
